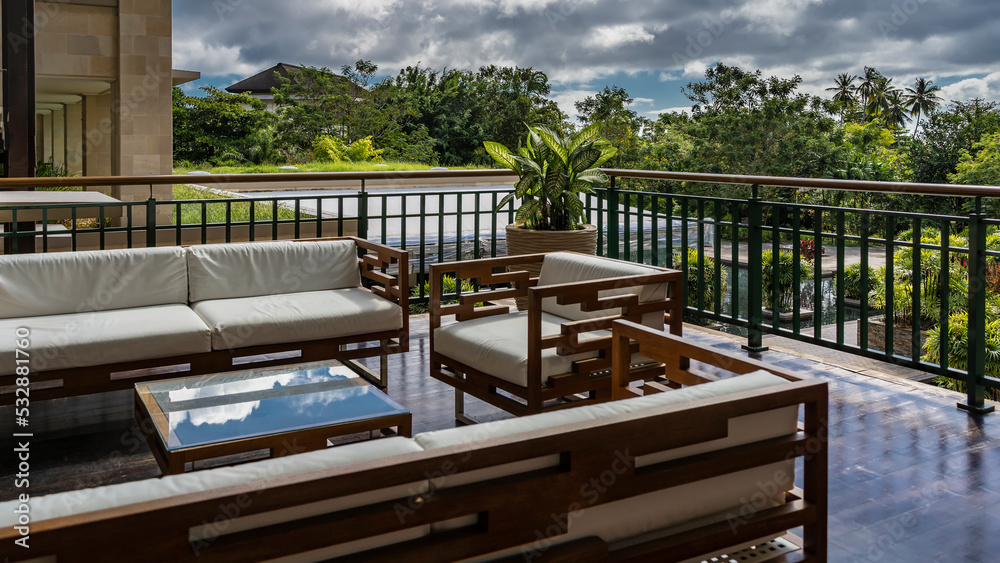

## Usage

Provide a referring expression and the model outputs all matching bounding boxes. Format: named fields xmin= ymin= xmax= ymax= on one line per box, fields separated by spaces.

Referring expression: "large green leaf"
xmin=484 ymin=141 xmax=518 ymax=171
xmin=571 ymin=147 xmax=603 ymax=172
xmin=537 ymin=128 xmax=569 ymax=168
xmin=568 ymin=122 xmax=605 ymax=154
xmin=575 ymin=168 xmax=609 ymax=183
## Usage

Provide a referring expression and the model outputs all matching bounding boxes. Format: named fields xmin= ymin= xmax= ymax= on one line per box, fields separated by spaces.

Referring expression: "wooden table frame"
xmin=134 ymin=371 xmax=412 ymax=475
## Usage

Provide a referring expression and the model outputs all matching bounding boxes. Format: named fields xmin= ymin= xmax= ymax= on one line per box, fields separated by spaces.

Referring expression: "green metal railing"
xmin=2 ymin=168 xmax=998 ymax=413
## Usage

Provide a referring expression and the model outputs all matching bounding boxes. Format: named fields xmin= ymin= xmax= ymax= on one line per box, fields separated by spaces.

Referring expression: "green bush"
xmin=313 ymin=135 xmax=384 ymax=163
xmin=409 ymin=275 xmax=478 ymax=314
xmin=677 ymin=248 xmax=728 ymax=311
xmin=761 ymin=250 xmax=813 ymax=312
xmin=842 ymin=263 xmax=883 ymax=301
xmin=926 ymin=310 xmax=1000 ymax=401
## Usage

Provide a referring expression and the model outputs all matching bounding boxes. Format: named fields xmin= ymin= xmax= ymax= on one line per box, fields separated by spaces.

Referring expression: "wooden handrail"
xmin=5 ymin=167 xmax=1000 ymax=199
xmin=601 ymin=168 xmax=1000 ymax=199
xmin=0 ymin=169 xmax=518 ymax=190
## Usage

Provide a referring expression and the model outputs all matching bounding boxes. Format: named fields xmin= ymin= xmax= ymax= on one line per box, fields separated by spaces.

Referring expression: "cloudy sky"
xmin=173 ymin=0 xmax=1000 ymax=121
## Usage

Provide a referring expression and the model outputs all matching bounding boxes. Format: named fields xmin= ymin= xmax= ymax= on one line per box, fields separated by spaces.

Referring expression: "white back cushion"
xmin=0 ymin=246 xmax=188 ymax=319
xmin=187 ymin=239 xmax=361 ymax=303
xmin=536 ymin=252 xmax=667 ymax=329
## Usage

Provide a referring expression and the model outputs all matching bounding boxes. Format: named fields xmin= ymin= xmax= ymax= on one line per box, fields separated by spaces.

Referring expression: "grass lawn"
xmin=173 ymin=161 xmax=478 ymax=175
xmin=171 ymin=184 xmax=309 ymax=225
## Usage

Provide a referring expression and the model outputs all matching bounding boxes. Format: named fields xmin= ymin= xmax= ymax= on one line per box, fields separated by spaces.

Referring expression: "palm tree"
xmin=857 ymin=66 xmax=882 ymax=109
xmin=865 ymin=76 xmax=897 ymax=121
xmin=904 ymin=78 xmax=944 ymax=132
xmin=882 ymin=89 xmax=909 ymax=130
xmin=826 ymin=73 xmax=857 ymax=121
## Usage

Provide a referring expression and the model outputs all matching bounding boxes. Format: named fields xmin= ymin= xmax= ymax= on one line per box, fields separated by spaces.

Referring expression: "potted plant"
xmin=486 ymin=123 xmax=617 ymax=308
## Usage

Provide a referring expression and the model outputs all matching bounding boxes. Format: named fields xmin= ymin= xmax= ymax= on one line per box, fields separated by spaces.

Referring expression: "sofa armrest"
xmin=351 ymin=237 xmax=408 ymax=308
xmin=428 ymin=254 xmax=548 ymax=331
xmin=611 ymin=320 xmax=802 ymax=400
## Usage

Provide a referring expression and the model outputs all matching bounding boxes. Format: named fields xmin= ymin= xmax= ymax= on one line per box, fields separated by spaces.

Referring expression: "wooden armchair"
xmin=429 ymin=251 xmax=684 ymax=421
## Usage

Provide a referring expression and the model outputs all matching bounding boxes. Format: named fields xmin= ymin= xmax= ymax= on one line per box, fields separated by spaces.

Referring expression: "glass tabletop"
xmin=135 ymin=363 xmax=409 ymax=451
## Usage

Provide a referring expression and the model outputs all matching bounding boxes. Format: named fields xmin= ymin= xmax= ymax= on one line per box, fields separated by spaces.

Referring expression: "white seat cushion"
xmin=537 ymin=252 xmax=668 ymax=330
xmin=0 ymin=437 xmax=423 ymax=528
xmin=191 ymin=288 xmax=404 ymax=350
xmin=0 ymin=246 xmax=188 ymax=319
xmin=186 ymin=239 xmax=361 ymax=303
xmin=0 ymin=305 xmax=212 ymax=376
xmin=433 ymin=311 xmax=610 ymax=387
xmin=416 ymin=371 xmax=798 ymax=550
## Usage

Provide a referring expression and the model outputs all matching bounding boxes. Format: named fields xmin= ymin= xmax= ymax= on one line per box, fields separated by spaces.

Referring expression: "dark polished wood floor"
xmin=3 ymin=316 xmax=999 ymax=562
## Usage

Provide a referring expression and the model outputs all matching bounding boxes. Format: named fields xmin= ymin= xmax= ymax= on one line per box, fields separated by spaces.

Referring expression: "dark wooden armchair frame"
xmin=0 ymin=320 xmax=826 ymax=562
xmin=429 ymin=252 xmax=684 ymax=420
xmin=0 ymin=237 xmax=408 ymax=405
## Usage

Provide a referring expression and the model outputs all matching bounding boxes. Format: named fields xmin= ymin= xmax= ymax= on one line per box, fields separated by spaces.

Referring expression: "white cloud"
xmin=632 ymin=97 xmax=654 ymax=105
xmin=172 ymin=37 xmax=259 ymax=78
xmin=586 ymin=24 xmax=655 ymax=50
xmin=549 ymin=88 xmax=597 ymax=121
xmin=941 ymin=72 xmax=1000 ymax=103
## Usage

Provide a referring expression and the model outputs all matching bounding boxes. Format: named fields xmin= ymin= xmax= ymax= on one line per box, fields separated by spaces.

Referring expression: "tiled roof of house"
xmin=226 ymin=63 xmax=303 ymax=94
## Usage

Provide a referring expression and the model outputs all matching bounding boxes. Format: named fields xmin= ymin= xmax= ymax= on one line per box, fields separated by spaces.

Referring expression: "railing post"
xmin=959 ymin=199 xmax=994 ymax=414
xmin=145 ymin=195 xmax=157 ymax=248
xmin=607 ymin=175 xmax=620 ymax=259
xmin=743 ymin=184 xmax=769 ymax=353
xmin=358 ymin=179 xmax=369 ymax=241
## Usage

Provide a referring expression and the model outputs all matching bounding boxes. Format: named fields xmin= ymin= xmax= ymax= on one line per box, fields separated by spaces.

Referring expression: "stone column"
xmin=65 ymin=101 xmax=84 ymax=175
xmin=52 ymin=106 xmax=66 ymax=170
xmin=114 ymin=0 xmax=173 ymax=225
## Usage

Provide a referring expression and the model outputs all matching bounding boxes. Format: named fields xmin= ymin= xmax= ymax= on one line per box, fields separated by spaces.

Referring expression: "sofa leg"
xmin=342 ymin=358 xmax=387 ymax=389
xmin=455 ymin=391 xmax=481 ymax=426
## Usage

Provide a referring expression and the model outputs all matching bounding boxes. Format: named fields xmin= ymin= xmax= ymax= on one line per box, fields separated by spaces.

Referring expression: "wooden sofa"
xmin=0 ymin=237 xmax=408 ymax=404
xmin=429 ymin=251 xmax=684 ymax=420
xmin=0 ymin=321 xmax=827 ymax=562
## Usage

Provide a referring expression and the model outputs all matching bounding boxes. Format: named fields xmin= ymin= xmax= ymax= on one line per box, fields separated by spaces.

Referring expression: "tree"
xmin=826 ymin=73 xmax=857 ymax=121
xmin=392 ymin=65 xmax=486 ymax=165
xmin=909 ymin=98 xmax=1000 ymax=184
xmin=857 ymin=66 xmax=882 ymax=111
xmin=475 ymin=65 xmax=568 ymax=152
xmin=574 ymin=85 xmax=648 ymax=167
xmin=653 ymin=64 xmax=840 ymax=200
xmin=682 ymin=63 xmax=801 ymax=115
xmin=950 ymin=132 xmax=1000 ymax=186
xmin=273 ymin=61 xmax=418 ymax=157
xmin=904 ymin=78 xmax=944 ymax=133
xmin=172 ymin=86 xmax=276 ymax=165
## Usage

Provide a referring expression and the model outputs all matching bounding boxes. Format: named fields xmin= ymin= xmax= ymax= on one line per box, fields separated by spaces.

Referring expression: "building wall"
xmin=32 ymin=0 xmax=175 ymax=224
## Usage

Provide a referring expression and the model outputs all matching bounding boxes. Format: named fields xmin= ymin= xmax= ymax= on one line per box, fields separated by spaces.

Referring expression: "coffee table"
xmin=134 ymin=362 xmax=411 ymax=475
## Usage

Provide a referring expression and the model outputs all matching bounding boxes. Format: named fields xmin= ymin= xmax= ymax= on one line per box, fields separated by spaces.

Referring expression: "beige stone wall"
xmin=114 ymin=0 xmax=174 ymax=224
xmin=35 ymin=3 xmax=118 ymax=79
xmin=33 ymin=0 xmax=176 ymax=224
xmin=65 ymin=102 xmax=84 ymax=175
xmin=83 ymin=93 xmax=112 ymax=177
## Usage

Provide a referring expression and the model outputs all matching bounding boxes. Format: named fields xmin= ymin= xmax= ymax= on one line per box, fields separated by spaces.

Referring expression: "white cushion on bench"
xmin=0 ymin=246 xmax=188 ymax=319
xmin=417 ymin=371 xmax=798 ymax=550
xmin=192 ymin=288 xmax=404 ymax=350
xmin=0 ymin=437 xmax=423 ymax=528
xmin=432 ymin=311 xmax=609 ymax=387
xmin=536 ymin=253 xmax=667 ymax=330
xmin=416 ymin=371 xmax=792 ymax=450
xmin=0 ymin=305 xmax=212 ymax=376
xmin=186 ymin=239 xmax=361 ymax=303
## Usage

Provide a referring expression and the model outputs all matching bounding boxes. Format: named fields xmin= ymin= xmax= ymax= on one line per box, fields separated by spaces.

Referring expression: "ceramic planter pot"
xmin=505 ymin=223 xmax=598 ymax=310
